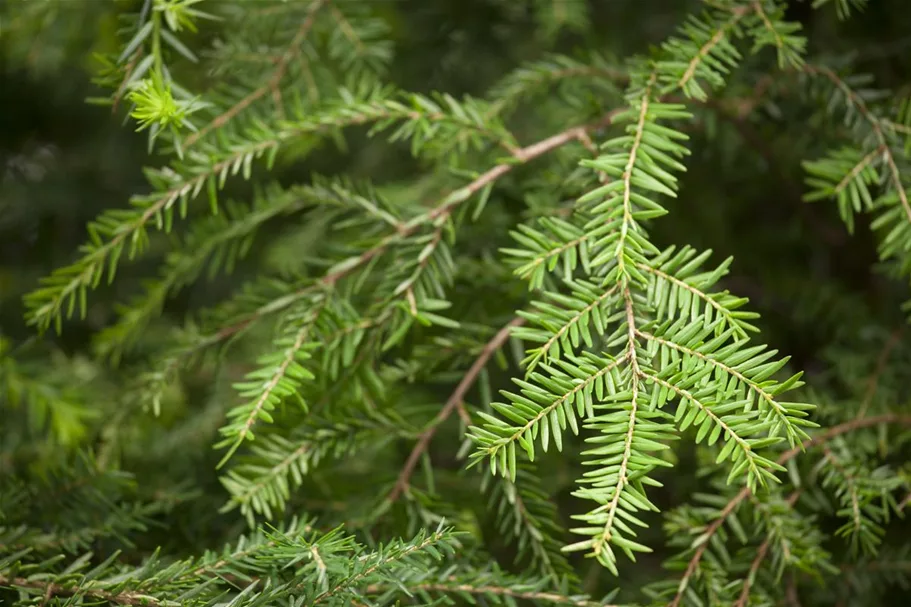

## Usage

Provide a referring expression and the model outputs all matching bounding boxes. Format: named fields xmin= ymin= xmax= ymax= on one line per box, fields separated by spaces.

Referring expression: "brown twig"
xmin=732 ymin=491 xmax=801 ymax=607
xmin=803 ymin=64 xmax=911 ymax=225
xmin=784 ymin=574 xmax=802 ymax=606
xmin=857 ymin=327 xmax=903 ymax=419
xmin=0 ymin=576 xmax=153 ymax=606
xmin=183 ymin=113 xmax=618 ymax=356
xmin=365 ymin=579 xmax=618 ymax=607
xmin=668 ymin=414 xmax=911 ymax=607
xmin=388 ymin=317 xmax=525 ymax=503
xmin=183 ymin=0 xmax=327 ymax=148
xmin=112 ymin=49 xmax=143 ymax=111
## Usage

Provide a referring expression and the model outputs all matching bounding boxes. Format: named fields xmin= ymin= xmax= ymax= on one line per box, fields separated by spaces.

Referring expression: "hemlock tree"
xmin=2 ymin=0 xmax=911 ymax=605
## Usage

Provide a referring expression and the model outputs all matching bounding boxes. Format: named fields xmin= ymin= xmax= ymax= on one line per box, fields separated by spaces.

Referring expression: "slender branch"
xmin=857 ymin=327 xmax=903 ymax=419
xmin=836 ymin=147 xmax=882 ymax=194
xmin=366 ymin=580 xmax=617 ymax=607
xmin=636 ymin=263 xmax=753 ymax=337
xmin=732 ymin=491 xmax=801 ymax=607
xmin=218 ymin=301 xmax=324 ymax=466
xmin=678 ymin=6 xmax=748 ymax=90
xmin=0 ymin=575 xmax=156 ymax=607
xmin=647 ymin=373 xmax=763 ymax=484
xmin=490 ymin=354 xmax=630 ymax=460
xmin=531 ymin=285 xmax=618 ymax=370
xmin=668 ymin=413 xmax=911 ymax=607
xmin=311 ymin=531 xmax=446 ymax=604
xmin=616 ymin=81 xmax=653 ymax=276
xmin=388 ymin=317 xmax=525 ymax=503
xmin=177 ymin=114 xmax=619 ymax=357
xmin=183 ymin=0 xmax=327 ymax=148
xmin=822 ymin=447 xmax=862 ymax=538
xmin=804 ymin=64 xmax=911 ymax=224
xmin=637 ymin=330 xmax=796 ymax=437
xmin=593 ymin=289 xmax=641 ymax=555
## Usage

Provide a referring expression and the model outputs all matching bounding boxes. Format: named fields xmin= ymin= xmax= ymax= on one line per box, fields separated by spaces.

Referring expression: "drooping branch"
xmin=366 ymin=580 xmax=619 ymax=607
xmin=732 ymin=490 xmax=801 ymax=607
xmin=183 ymin=0 xmax=327 ymax=148
xmin=169 ymin=114 xmax=619 ymax=359
xmin=668 ymin=414 xmax=911 ymax=607
xmin=856 ymin=327 xmax=903 ymax=418
xmin=803 ymin=64 xmax=911 ymax=222
xmin=0 ymin=575 xmax=161 ymax=607
xmin=388 ymin=317 xmax=525 ymax=503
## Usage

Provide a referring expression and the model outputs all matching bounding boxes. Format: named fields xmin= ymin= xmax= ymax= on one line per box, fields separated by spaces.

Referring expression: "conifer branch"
xmin=615 ymin=80 xmax=654 ymax=278
xmin=835 ymin=146 xmax=881 ymax=194
xmin=183 ymin=0 xmax=327 ymax=148
xmin=517 ymin=282 xmax=619 ymax=372
xmin=589 ymin=290 xmax=642 ymax=568
xmin=0 ymin=575 xmax=155 ymax=607
xmin=484 ymin=464 xmax=574 ymax=581
xmin=158 ymin=115 xmax=617 ymax=364
xmin=669 ymin=414 xmax=911 ymax=607
xmin=636 ymin=262 xmax=758 ymax=337
xmin=310 ymin=528 xmax=449 ymax=604
xmin=25 ymin=91 xmax=521 ymax=333
xmin=805 ymin=64 xmax=911 ymax=221
xmin=647 ymin=373 xmax=768 ymax=485
xmin=856 ymin=327 xmax=903 ymax=418
xmin=95 ymin=185 xmax=321 ymax=359
xmin=472 ymin=354 xmax=629 ymax=469
xmin=822 ymin=447 xmax=863 ymax=539
xmin=10 ymin=3 xmax=911 ymax=606
xmin=677 ymin=6 xmax=748 ymax=93
xmin=732 ymin=490 xmax=801 ymax=607
xmin=221 ymin=413 xmax=410 ymax=524
xmin=384 ymin=581 xmax=616 ymax=607
xmin=217 ymin=320 xmax=319 ymax=468
xmin=637 ymin=330 xmax=805 ymax=443
xmin=389 ymin=317 xmax=525 ymax=503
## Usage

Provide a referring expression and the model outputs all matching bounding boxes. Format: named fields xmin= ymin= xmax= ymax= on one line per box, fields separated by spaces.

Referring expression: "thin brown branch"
xmin=593 ymin=289 xmax=641 ymax=555
xmin=112 ymin=49 xmax=143 ymax=111
xmin=184 ymin=113 xmax=619 ymax=355
xmin=668 ymin=414 xmax=911 ymax=607
xmin=0 ymin=576 xmax=154 ymax=606
xmin=183 ymin=0 xmax=326 ymax=148
xmin=857 ymin=327 xmax=903 ymax=419
xmin=785 ymin=575 xmax=802 ymax=607
xmin=804 ymin=64 xmax=911 ymax=225
xmin=388 ymin=317 xmax=525 ymax=503
xmin=365 ymin=580 xmax=617 ymax=607
xmin=733 ymin=491 xmax=801 ymax=607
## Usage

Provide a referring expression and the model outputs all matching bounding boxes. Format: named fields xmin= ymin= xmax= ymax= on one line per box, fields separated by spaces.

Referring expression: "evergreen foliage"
xmin=2 ymin=0 xmax=911 ymax=605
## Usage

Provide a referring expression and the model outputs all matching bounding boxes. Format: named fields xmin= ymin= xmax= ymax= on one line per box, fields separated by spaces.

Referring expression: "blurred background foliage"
xmin=2 ymin=0 xmax=911 ymax=603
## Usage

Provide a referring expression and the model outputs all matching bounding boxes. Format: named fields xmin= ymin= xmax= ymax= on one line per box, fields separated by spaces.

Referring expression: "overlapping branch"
xmin=668 ymin=414 xmax=911 ymax=607
xmin=388 ymin=317 xmax=525 ymax=503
